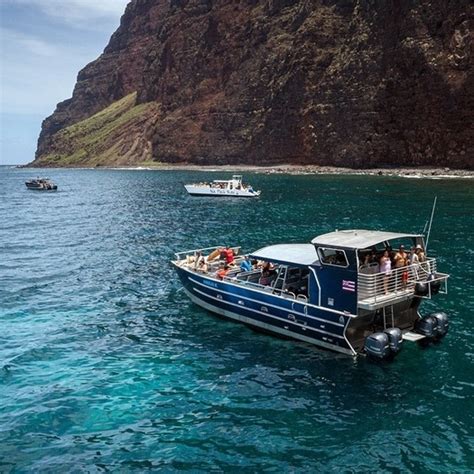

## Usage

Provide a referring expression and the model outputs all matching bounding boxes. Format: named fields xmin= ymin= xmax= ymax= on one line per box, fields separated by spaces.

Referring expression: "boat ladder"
xmin=382 ymin=305 xmax=395 ymax=329
xmin=273 ymin=266 xmax=287 ymax=290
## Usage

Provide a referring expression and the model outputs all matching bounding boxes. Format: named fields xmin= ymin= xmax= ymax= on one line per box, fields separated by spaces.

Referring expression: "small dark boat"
xmin=25 ymin=178 xmax=57 ymax=191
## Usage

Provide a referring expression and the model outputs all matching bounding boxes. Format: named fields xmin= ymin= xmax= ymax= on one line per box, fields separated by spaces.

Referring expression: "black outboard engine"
xmin=364 ymin=332 xmax=391 ymax=360
xmin=384 ymin=327 xmax=403 ymax=354
xmin=415 ymin=315 xmax=438 ymax=339
xmin=430 ymin=311 xmax=449 ymax=338
xmin=414 ymin=282 xmax=429 ymax=297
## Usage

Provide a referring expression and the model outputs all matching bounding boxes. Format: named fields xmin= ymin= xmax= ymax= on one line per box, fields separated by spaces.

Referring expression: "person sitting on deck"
xmin=196 ymin=257 xmax=208 ymax=273
xmin=217 ymin=264 xmax=230 ymax=280
xmin=259 ymin=262 xmax=276 ymax=286
xmin=240 ymin=255 xmax=253 ymax=272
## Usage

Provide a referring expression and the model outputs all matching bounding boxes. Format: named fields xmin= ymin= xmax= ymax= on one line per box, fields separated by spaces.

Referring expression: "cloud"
xmin=0 ymin=0 xmax=130 ymax=163
xmin=1 ymin=28 xmax=58 ymax=56
xmin=4 ymin=0 xmax=130 ymax=28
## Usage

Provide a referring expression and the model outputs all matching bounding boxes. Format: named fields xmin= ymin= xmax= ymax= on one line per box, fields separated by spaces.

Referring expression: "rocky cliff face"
xmin=34 ymin=0 xmax=473 ymax=168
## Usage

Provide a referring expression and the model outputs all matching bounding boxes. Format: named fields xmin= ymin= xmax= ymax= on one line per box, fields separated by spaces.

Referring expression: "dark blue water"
xmin=1 ymin=167 xmax=473 ymax=472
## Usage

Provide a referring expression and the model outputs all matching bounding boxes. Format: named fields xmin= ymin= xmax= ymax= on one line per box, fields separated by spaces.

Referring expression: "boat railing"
xmin=222 ymin=272 xmax=301 ymax=300
xmin=174 ymin=246 xmax=242 ymax=266
xmin=357 ymin=257 xmax=448 ymax=305
xmin=174 ymin=245 xmax=225 ymax=262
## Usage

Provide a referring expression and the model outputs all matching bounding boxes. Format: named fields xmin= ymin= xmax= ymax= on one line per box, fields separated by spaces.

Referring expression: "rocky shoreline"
xmin=142 ymin=164 xmax=474 ymax=178
xmin=23 ymin=162 xmax=474 ymax=178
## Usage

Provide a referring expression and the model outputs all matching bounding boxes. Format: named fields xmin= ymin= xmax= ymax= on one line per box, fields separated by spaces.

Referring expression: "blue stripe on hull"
xmin=175 ymin=266 xmax=355 ymax=355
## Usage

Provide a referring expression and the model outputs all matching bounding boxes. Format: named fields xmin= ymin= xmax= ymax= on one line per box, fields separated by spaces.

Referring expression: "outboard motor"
xmin=414 ymin=282 xmax=429 ymax=297
xmin=415 ymin=315 xmax=438 ymax=339
xmin=364 ymin=332 xmax=391 ymax=360
xmin=384 ymin=327 xmax=403 ymax=354
xmin=430 ymin=311 xmax=449 ymax=338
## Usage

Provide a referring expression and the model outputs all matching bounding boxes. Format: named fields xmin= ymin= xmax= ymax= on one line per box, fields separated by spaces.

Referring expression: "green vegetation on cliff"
xmin=34 ymin=93 xmax=159 ymax=167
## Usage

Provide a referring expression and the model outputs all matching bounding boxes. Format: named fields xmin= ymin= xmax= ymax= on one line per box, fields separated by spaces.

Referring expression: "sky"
xmin=0 ymin=0 xmax=130 ymax=165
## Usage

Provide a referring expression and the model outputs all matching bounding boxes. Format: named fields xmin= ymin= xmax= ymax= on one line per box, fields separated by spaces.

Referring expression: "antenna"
xmin=425 ymin=196 xmax=437 ymax=251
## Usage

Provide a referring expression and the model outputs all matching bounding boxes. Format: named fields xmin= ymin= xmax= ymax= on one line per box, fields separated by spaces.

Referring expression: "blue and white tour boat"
xmin=184 ymin=175 xmax=260 ymax=197
xmin=172 ymin=230 xmax=450 ymax=359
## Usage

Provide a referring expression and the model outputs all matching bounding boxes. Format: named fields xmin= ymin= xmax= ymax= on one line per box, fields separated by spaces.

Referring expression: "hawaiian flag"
xmin=342 ymin=280 xmax=356 ymax=292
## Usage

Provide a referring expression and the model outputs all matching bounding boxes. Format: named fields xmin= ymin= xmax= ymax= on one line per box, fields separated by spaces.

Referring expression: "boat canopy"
xmin=212 ymin=175 xmax=242 ymax=183
xmin=249 ymin=244 xmax=318 ymax=267
xmin=311 ymin=229 xmax=422 ymax=250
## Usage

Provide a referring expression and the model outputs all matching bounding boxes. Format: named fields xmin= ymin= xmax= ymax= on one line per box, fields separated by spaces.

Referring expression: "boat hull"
xmin=174 ymin=264 xmax=355 ymax=355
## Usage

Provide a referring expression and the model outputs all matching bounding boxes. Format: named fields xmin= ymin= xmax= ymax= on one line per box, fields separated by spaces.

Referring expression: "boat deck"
xmin=358 ymin=289 xmax=415 ymax=310
xmin=357 ymin=259 xmax=448 ymax=310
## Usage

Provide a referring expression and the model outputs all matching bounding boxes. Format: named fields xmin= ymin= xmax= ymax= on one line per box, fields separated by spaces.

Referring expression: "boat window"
xmin=317 ymin=247 xmax=349 ymax=267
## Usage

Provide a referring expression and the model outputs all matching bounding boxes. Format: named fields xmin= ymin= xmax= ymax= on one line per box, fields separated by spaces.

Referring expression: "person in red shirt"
xmin=225 ymin=246 xmax=235 ymax=265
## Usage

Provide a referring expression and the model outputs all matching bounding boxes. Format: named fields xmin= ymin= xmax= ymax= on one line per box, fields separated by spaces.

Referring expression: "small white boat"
xmin=184 ymin=175 xmax=260 ymax=197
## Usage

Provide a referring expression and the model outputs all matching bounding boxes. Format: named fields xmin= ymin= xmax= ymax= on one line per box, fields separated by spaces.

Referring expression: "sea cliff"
xmin=33 ymin=0 xmax=473 ymax=169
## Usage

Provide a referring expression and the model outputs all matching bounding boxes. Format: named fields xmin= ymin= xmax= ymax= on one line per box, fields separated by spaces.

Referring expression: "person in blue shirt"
xmin=240 ymin=255 xmax=253 ymax=272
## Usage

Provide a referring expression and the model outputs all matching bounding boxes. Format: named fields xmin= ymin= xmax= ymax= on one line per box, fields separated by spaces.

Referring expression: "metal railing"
xmin=174 ymin=245 xmax=224 ymax=261
xmin=222 ymin=273 xmax=300 ymax=299
xmin=357 ymin=258 xmax=445 ymax=303
xmin=174 ymin=245 xmax=241 ymax=263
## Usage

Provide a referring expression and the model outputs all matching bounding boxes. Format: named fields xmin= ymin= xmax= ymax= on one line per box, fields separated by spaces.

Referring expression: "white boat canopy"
xmin=311 ymin=229 xmax=423 ymax=250
xmin=249 ymin=244 xmax=318 ymax=267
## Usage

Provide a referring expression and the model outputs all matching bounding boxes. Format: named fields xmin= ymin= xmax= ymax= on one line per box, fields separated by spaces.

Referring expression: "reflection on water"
xmin=0 ymin=168 xmax=473 ymax=471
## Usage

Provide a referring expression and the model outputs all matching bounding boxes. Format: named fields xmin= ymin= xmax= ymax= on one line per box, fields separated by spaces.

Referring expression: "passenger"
xmin=225 ymin=246 xmax=235 ymax=265
xmin=217 ymin=264 xmax=230 ymax=280
xmin=393 ymin=245 xmax=407 ymax=267
xmin=219 ymin=247 xmax=228 ymax=261
xmin=359 ymin=254 xmax=371 ymax=272
xmin=416 ymin=244 xmax=426 ymax=263
xmin=240 ymin=255 xmax=252 ymax=272
xmin=380 ymin=250 xmax=392 ymax=294
xmin=409 ymin=246 xmax=420 ymax=280
xmin=409 ymin=246 xmax=420 ymax=265
xmin=193 ymin=251 xmax=203 ymax=270
xmin=259 ymin=262 xmax=276 ymax=286
xmin=196 ymin=257 xmax=208 ymax=273
xmin=393 ymin=245 xmax=408 ymax=289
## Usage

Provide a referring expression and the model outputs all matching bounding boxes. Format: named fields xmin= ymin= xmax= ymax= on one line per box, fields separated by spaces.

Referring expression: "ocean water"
xmin=1 ymin=167 xmax=473 ymax=472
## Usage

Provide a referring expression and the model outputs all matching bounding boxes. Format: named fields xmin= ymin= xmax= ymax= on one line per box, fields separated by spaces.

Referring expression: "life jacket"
xmin=225 ymin=248 xmax=234 ymax=263
xmin=217 ymin=268 xmax=229 ymax=280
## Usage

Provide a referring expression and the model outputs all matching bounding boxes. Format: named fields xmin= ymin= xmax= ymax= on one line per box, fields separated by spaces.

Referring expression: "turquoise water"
xmin=1 ymin=167 xmax=473 ymax=472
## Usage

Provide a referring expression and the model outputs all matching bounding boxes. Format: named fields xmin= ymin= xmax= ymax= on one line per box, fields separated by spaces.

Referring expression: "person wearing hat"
xmin=416 ymin=244 xmax=426 ymax=263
